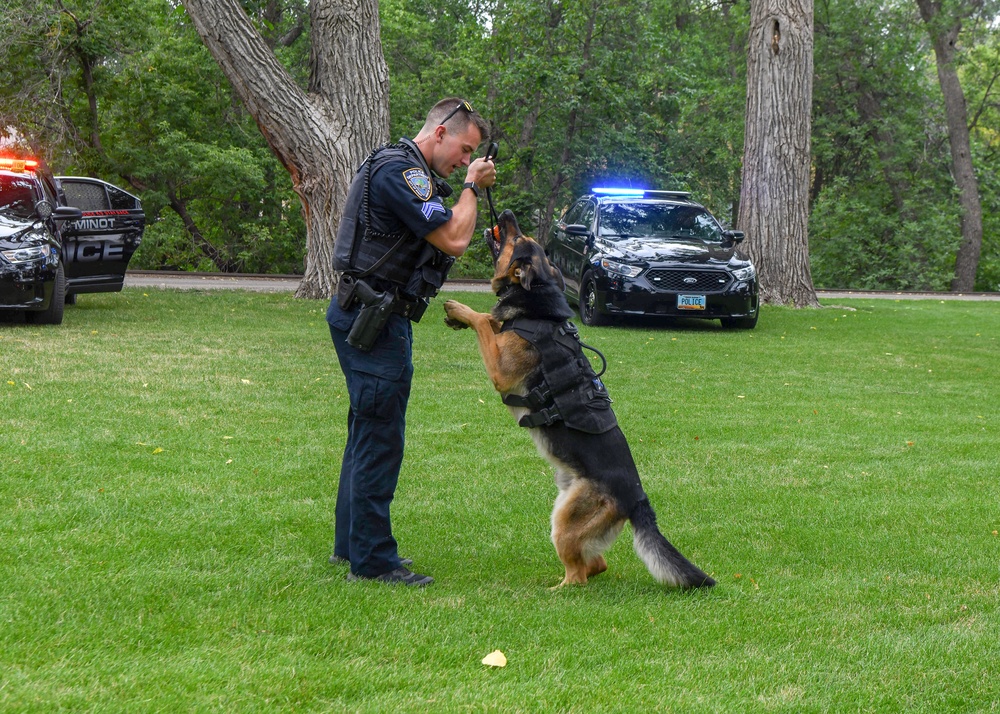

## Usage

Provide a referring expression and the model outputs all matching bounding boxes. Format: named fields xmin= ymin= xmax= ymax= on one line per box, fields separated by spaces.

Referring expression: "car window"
xmin=107 ymin=184 xmax=140 ymax=210
xmin=598 ymin=202 xmax=724 ymax=241
xmin=563 ymin=200 xmax=588 ymax=226
xmin=62 ymin=181 xmax=110 ymax=211
xmin=0 ymin=174 xmax=38 ymax=220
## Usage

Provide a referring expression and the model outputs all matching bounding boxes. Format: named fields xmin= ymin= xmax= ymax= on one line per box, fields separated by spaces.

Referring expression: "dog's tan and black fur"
xmin=444 ymin=210 xmax=714 ymax=589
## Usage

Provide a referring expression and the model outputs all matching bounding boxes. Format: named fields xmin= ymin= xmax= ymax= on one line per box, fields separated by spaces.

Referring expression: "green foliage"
xmin=1 ymin=289 xmax=999 ymax=709
xmin=809 ymin=178 xmax=962 ymax=290
xmin=964 ymin=36 xmax=1000 ymax=290
xmin=0 ymin=0 xmax=307 ymax=274
xmin=2 ymin=0 xmax=997 ymax=288
xmin=381 ymin=0 xmax=747 ymax=241
xmin=811 ymin=0 xmax=999 ymax=291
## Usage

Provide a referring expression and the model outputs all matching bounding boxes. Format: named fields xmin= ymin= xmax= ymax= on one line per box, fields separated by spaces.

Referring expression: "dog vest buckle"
xmin=517 ymin=405 xmax=562 ymax=428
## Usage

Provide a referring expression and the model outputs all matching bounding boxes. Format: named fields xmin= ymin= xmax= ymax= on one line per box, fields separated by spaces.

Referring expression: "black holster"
xmin=348 ymin=293 xmax=395 ymax=351
xmin=337 ymin=276 xmax=428 ymax=351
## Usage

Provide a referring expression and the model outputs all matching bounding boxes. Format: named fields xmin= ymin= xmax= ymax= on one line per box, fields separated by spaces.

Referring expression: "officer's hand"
xmin=466 ymin=157 xmax=496 ymax=189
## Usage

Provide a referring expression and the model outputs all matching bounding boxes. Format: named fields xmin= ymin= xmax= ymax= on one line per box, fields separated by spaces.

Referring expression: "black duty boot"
xmin=347 ymin=566 xmax=433 ymax=586
xmin=330 ymin=554 xmax=412 ymax=567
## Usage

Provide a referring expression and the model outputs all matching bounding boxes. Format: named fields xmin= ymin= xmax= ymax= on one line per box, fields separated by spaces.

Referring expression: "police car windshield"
xmin=0 ymin=174 xmax=39 ymax=220
xmin=598 ymin=202 xmax=724 ymax=242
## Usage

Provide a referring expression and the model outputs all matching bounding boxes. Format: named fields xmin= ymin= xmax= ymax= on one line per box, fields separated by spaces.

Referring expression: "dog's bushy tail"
xmin=630 ymin=499 xmax=715 ymax=588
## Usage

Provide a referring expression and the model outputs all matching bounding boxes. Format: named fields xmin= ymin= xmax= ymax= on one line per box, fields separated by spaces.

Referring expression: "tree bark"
xmin=739 ymin=0 xmax=819 ymax=307
xmin=180 ymin=0 xmax=389 ymax=299
xmin=915 ymin=0 xmax=983 ymax=292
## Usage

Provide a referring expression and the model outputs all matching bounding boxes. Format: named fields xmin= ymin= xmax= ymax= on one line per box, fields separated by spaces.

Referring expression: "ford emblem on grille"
xmin=683 ymin=276 xmax=697 ymax=284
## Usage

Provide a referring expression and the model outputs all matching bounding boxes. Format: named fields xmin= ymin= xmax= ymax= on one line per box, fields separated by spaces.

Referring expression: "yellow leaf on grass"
xmin=482 ymin=650 xmax=507 ymax=668
xmin=152 ymin=447 xmax=164 ymax=454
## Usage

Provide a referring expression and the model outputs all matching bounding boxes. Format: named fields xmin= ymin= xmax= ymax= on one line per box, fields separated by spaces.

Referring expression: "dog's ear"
xmin=517 ymin=261 xmax=535 ymax=291
xmin=516 ymin=253 xmax=547 ymax=291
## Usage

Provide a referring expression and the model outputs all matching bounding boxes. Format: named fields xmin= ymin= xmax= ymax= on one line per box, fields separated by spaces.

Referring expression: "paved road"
xmin=124 ymin=271 xmax=493 ymax=293
xmin=124 ymin=271 xmax=999 ymax=301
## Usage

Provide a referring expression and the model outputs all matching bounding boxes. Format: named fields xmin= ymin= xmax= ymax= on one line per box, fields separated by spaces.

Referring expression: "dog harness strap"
xmin=502 ymin=384 xmax=551 ymax=410
xmin=517 ymin=406 xmax=561 ymax=428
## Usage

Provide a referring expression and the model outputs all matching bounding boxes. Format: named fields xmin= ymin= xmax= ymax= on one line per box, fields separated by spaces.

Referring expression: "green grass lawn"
xmin=1 ymin=288 xmax=998 ymax=712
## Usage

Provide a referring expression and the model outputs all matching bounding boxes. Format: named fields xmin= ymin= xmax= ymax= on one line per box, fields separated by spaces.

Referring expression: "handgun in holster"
xmin=339 ymin=278 xmax=394 ymax=351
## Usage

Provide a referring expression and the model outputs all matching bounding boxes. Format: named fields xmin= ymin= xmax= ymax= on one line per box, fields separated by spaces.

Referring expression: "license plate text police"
xmin=678 ymin=294 xmax=706 ymax=310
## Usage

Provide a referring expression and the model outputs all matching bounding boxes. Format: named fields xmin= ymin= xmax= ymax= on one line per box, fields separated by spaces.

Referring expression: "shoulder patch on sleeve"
xmin=402 ymin=168 xmax=432 ymax=201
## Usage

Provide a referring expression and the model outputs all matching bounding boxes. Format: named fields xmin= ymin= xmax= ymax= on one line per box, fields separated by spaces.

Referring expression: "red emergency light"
xmin=0 ymin=157 xmax=39 ymax=172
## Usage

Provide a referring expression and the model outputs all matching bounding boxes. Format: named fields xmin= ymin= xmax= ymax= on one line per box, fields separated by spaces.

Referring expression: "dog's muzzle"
xmin=484 ymin=224 xmax=502 ymax=261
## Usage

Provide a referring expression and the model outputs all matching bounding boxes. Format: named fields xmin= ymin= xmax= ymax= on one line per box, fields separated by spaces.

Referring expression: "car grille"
xmin=645 ymin=268 xmax=732 ymax=293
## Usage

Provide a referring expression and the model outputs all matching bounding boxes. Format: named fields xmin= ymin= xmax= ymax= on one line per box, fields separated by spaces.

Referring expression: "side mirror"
xmin=564 ymin=224 xmax=591 ymax=236
xmin=723 ymin=229 xmax=745 ymax=244
xmin=53 ymin=206 xmax=83 ymax=221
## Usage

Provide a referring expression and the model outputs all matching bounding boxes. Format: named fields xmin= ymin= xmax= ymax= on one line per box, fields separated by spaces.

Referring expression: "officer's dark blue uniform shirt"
xmin=367 ymin=148 xmax=452 ymax=241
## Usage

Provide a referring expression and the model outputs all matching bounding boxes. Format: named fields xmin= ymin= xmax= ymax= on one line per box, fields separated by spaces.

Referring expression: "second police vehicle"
xmin=0 ymin=154 xmax=145 ymax=325
xmin=545 ymin=188 xmax=759 ymax=329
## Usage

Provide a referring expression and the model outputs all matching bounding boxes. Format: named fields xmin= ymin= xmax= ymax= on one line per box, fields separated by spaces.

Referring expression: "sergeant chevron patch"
xmin=421 ymin=201 xmax=446 ymax=220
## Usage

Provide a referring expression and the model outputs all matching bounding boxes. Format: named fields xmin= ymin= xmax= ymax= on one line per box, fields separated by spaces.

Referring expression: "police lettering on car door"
xmin=56 ymin=177 xmax=145 ymax=295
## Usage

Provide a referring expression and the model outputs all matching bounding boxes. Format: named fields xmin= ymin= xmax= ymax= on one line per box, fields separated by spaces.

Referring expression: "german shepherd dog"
xmin=443 ymin=210 xmax=715 ymax=589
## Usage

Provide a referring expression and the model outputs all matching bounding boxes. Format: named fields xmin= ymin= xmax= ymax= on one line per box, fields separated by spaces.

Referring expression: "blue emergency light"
xmin=592 ymin=187 xmax=646 ymax=196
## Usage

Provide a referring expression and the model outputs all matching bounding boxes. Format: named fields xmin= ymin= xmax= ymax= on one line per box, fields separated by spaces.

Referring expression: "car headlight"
xmin=1 ymin=244 xmax=53 ymax=264
xmin=732 ymin=264 xmax=756 ymax=281
xmin=600 ymin=258 xmax=643 ymax=278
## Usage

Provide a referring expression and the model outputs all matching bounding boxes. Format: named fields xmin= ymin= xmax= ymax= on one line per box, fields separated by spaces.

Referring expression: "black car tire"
xmin=28 ymin=264 xmax=66 ymax=325
xmin=579 ymin=272 xmax=608 ymax=327
xmin=720 ymin=314 xmax=758 ymax=330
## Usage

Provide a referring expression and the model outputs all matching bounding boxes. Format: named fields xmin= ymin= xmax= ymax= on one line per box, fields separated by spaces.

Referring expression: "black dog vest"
xmin=500 ymin=319 xmax=617 ymax=434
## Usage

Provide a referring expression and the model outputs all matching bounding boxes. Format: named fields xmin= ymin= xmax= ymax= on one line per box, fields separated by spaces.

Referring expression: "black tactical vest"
xmin=500 ymin=319 xmax=618 ymax=434
xmin=334 ymin=141 xmax=453 ymax=297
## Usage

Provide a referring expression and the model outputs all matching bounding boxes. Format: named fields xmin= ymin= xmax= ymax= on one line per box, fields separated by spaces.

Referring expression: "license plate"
xmin=678 ymin=294 xmax=706 ymax=310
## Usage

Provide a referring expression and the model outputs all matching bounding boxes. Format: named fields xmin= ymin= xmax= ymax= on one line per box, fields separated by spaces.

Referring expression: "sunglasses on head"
xmin=440 ymin=100 xmax=476 ymax=126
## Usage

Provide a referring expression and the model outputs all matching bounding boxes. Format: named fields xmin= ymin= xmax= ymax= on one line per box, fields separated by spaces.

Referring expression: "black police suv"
xmin=0 ymin=156 xmax=145 ymax=325
xmin=545 ymin=188 xmax=759 ymax=329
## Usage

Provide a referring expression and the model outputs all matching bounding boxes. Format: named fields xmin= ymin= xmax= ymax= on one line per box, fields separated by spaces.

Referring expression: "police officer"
xmin=326 ymin=98 xmax=496 ymax=586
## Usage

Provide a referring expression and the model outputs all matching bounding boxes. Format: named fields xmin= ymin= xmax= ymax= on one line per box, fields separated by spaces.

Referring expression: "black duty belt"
xmin=337 ymin=275 xmax=429 ymax=322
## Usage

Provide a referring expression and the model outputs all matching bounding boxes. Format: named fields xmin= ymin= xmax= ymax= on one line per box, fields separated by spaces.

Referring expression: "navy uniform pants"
xmin=327 ymin=299 xmax=413 ymax=577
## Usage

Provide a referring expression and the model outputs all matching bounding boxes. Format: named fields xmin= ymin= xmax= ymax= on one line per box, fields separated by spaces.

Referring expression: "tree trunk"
xmin=915 ymin=0 xmax=983 ymax=292
xmin=739 ymin=0 xmax=819 ymax=307
xmin=180 ymin=0 xmax=389 ymax=299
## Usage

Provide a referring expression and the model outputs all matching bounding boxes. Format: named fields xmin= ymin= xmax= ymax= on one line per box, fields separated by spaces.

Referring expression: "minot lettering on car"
xmin=56 ymin=176 xmax=145 ymax=297
xmin=0 ymin=154 xmax=146 ymax=325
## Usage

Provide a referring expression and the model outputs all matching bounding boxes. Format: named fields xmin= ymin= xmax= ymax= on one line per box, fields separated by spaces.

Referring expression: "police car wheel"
xmin=27 ymin=264 xmax=66 ymax=325
xmin=579 ymin=272 xmax=607 ymax=327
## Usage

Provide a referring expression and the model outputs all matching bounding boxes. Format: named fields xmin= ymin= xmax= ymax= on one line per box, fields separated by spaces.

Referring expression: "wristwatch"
xmin=463 ymin=181 xmax=481 ymax=198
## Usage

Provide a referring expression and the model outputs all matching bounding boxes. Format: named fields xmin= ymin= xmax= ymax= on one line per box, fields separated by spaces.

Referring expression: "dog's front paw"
xmin=443 ymin=300 xmax=471 ymax=330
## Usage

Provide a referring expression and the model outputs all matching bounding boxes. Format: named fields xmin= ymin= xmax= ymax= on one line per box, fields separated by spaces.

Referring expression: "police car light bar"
xmin=592 ymin=187 xmax=693 ymax=200
xmin=0 ymin=157 xmax=39 ymax=171
xmin=592 ymin=187 xmax=646 ymax=196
